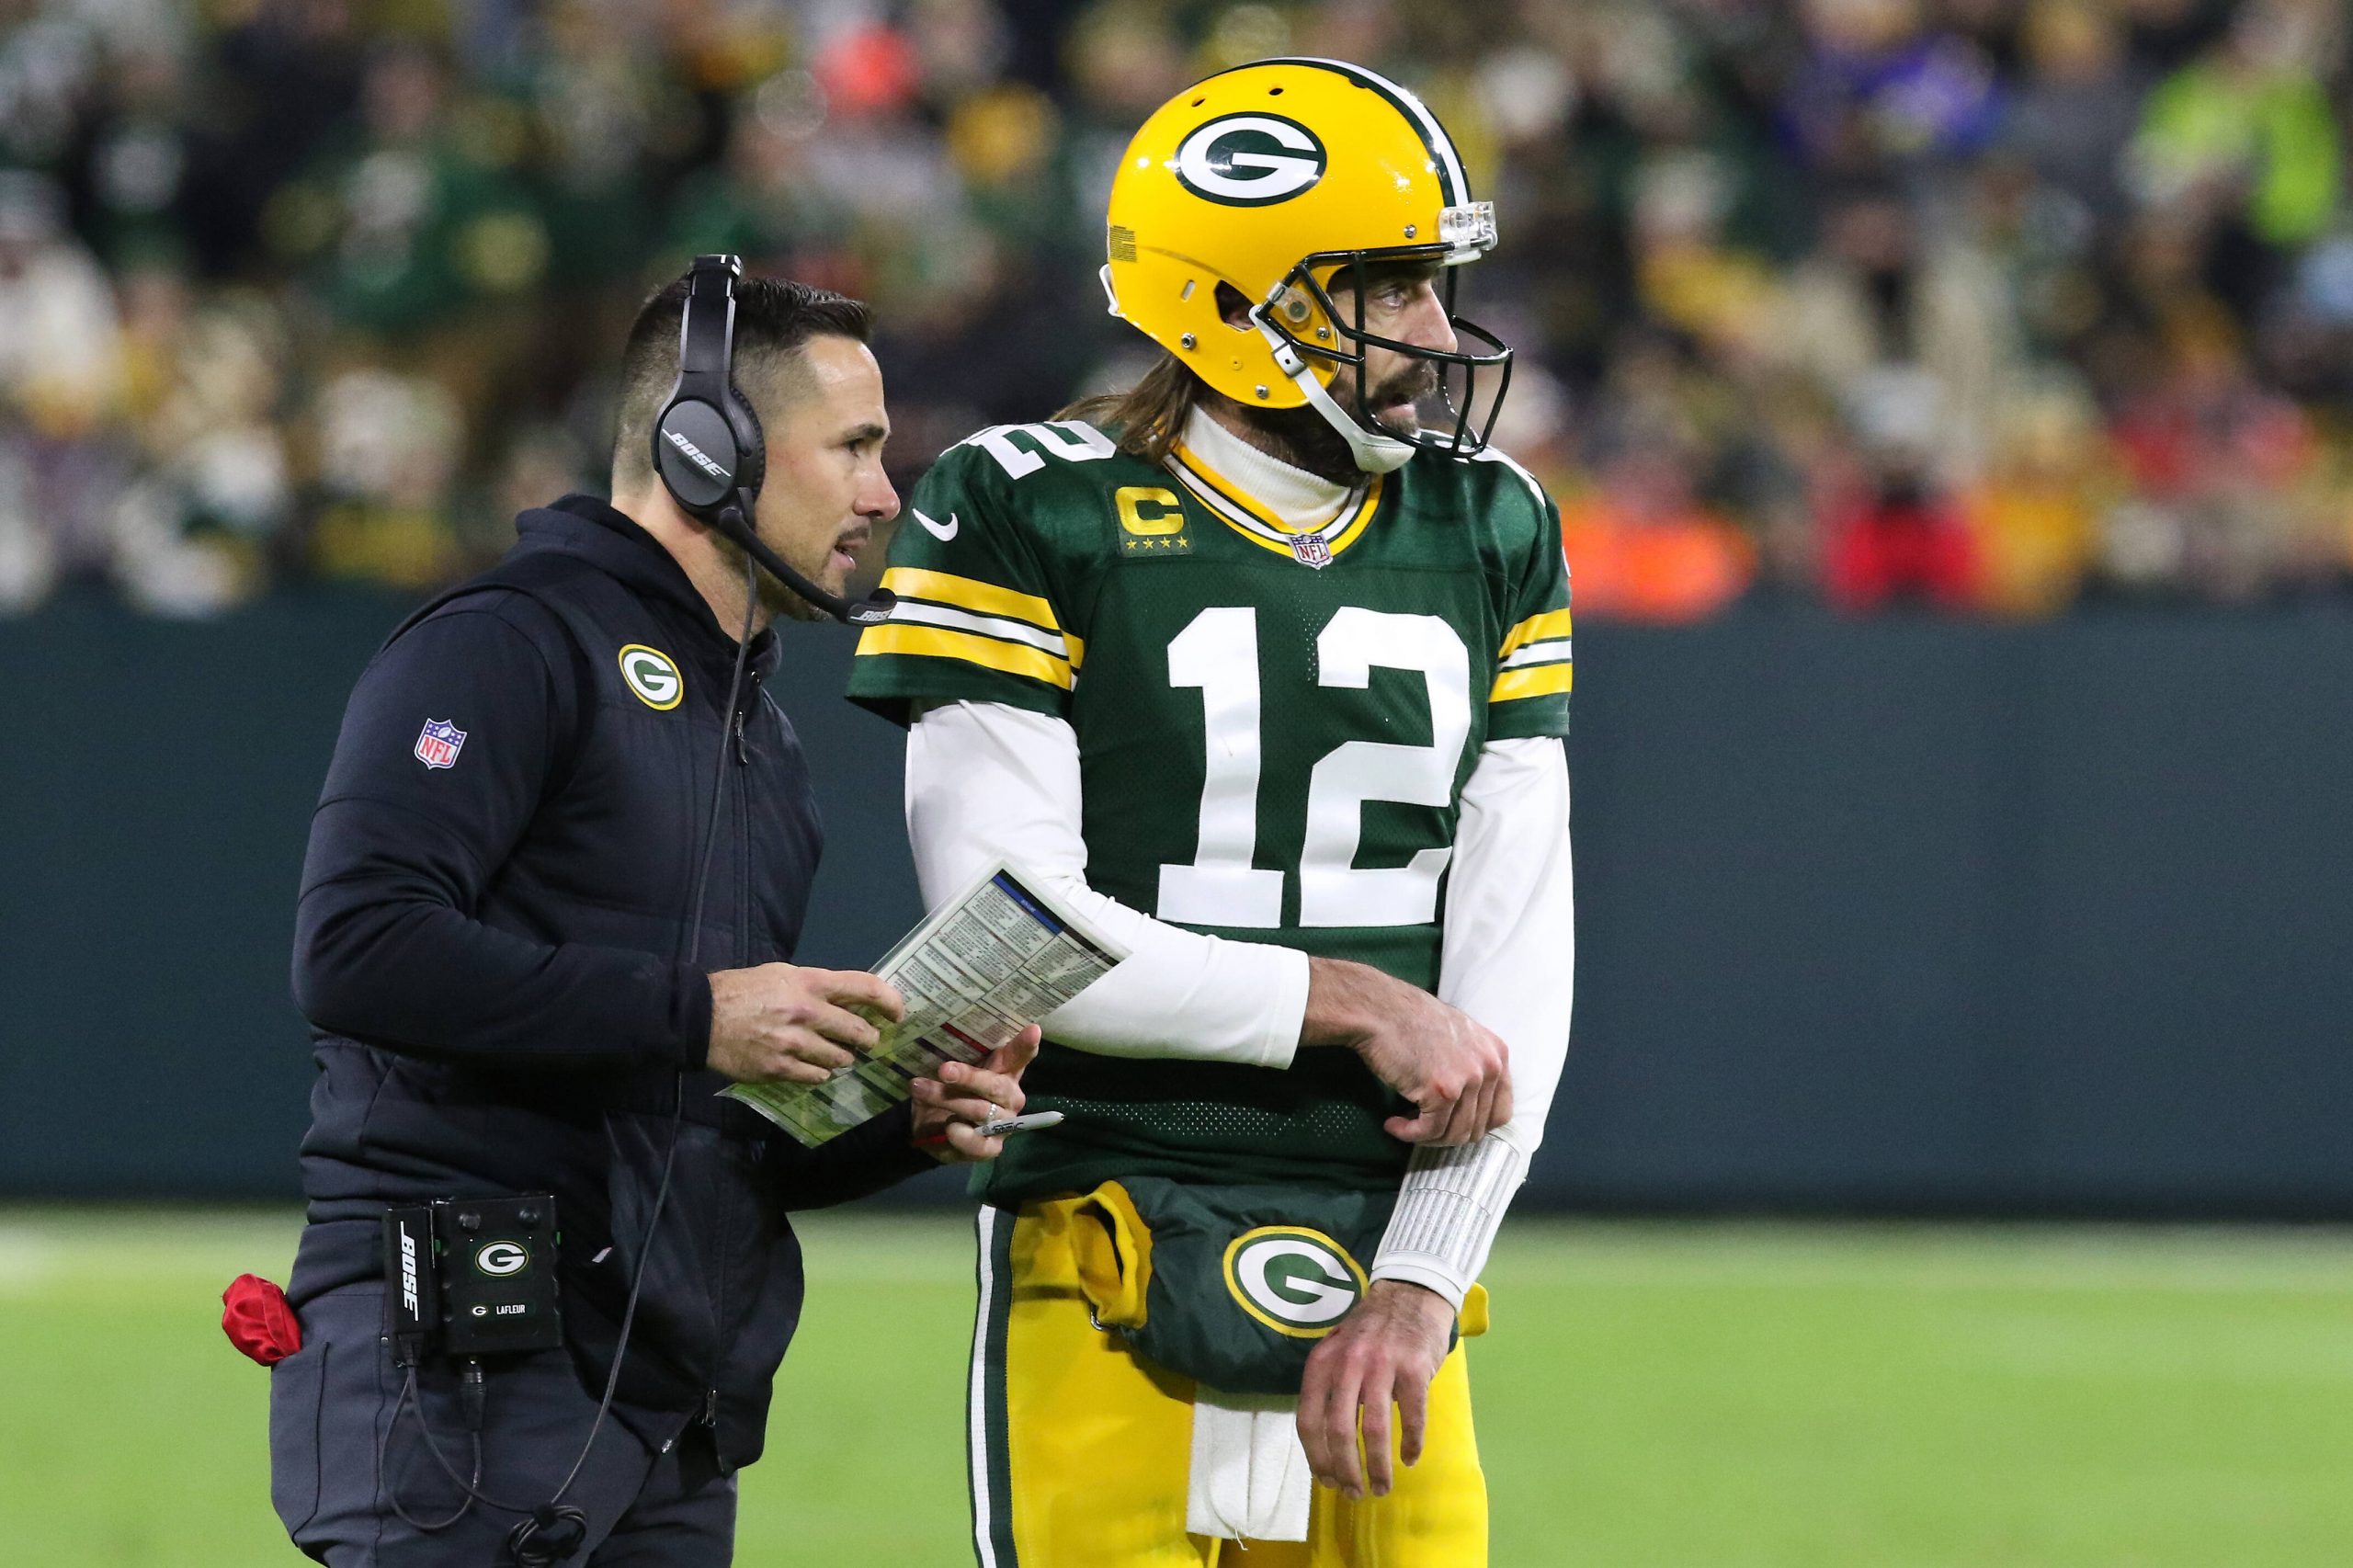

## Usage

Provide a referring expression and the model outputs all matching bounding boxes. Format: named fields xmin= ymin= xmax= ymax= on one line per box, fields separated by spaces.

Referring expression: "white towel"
xmin=1186 ymin=1387 xmax=1313 ymax=1542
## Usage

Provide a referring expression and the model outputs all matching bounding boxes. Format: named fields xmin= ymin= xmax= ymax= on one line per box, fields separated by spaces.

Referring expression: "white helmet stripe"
xmin=1249 ymin=56 xmax=1468 ymax=206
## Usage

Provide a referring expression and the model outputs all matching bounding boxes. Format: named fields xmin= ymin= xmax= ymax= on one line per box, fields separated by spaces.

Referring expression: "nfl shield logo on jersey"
xmin=414 ymin=719 xmax=466 ymax=769
xmin=1290 ymin=534 xmax=1333 ymax=570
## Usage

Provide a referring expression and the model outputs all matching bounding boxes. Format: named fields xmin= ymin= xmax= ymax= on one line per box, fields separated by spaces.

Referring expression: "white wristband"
xmin=1367 ymin=1133 xmax=1529 ymax=1310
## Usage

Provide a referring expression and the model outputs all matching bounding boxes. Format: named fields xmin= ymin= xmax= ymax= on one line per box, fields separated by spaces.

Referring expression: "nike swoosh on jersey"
xmin=914 ymin=507 xmax=960 ymax=540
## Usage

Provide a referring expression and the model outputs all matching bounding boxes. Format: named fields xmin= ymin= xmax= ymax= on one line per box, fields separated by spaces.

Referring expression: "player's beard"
xmin=1236 ymin=358 xmax=1440 ymax=485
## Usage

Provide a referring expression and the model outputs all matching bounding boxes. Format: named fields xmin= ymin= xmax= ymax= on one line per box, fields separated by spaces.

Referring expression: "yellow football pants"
xmin=966 ymin=1203 xmax=1488 ymax=1568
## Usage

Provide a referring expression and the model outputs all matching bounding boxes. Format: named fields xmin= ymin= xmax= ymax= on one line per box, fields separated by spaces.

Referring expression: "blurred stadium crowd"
xmin=0 ymin=0 xmax=2348 ymax=618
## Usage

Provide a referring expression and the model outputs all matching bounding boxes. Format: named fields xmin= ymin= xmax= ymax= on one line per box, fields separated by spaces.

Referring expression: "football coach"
xmin=272 ymin=256 xmax=1036 ymax=1566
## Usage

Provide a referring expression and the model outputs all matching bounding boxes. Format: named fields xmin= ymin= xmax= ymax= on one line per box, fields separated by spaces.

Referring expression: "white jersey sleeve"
xmin=904 ymin=699 xmax=1307 ymax=1069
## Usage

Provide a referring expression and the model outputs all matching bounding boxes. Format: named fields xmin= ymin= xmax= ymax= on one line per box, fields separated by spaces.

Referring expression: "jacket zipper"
xmin=705 ymin=674 xmax=756 ymax=1431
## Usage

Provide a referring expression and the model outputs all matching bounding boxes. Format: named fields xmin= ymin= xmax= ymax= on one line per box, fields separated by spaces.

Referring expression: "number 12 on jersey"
xmin=1157 ymin=606 xmax=1472 ymax=931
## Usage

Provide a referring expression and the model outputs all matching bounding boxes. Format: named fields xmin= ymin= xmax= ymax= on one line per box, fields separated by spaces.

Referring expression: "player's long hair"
xmin=1056 ymin=352 xmax=1203 ymax=462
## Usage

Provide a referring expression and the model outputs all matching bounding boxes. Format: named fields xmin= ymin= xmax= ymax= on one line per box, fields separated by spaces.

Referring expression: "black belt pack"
xmin=381 ymin=1194 xmax=564 ymax=1363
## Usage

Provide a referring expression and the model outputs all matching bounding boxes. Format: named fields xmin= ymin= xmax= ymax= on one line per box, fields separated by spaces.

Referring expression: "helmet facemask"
xmin=1251 ymin=246 xmax=1514 ymax=473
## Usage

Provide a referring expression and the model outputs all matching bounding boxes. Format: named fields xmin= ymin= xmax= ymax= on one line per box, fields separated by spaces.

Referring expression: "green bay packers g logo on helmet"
xmin=617 ymin=644 xmax=683 ymax=710
xmin=1174 ymin=113 xmax=1327 ymax=207
xmin=1223 ymin=1225 xmax=1369 ymax=1338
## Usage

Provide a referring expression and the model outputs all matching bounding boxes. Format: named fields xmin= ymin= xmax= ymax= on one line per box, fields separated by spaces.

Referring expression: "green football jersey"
xmin=847 ymin=417 xmax=1572 ymax=1201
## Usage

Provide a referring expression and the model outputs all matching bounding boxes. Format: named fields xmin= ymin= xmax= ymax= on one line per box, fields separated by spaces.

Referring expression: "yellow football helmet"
xmin=1101 ymin=56 xmax=1512 ymax=472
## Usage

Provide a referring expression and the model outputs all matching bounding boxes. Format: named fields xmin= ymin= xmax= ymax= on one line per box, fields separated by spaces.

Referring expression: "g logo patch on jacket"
xmin=618 ymin=644 xmax=683 ymax=710
xmin=1222 ymin=1225 xmax=1366 ymax=1338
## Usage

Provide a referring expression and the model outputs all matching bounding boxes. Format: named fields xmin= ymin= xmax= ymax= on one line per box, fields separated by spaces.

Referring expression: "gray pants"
xmin=269 ymin=1283 xmax=736 ymax=1566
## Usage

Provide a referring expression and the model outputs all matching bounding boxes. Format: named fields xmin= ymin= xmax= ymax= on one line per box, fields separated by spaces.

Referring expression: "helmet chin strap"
xmin=1254 ymin=315 xmax=1415 ymax=475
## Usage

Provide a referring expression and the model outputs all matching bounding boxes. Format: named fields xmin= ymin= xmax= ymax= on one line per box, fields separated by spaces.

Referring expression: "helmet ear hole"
xmin=1213 ymin=282 xmax=1256 ymax=329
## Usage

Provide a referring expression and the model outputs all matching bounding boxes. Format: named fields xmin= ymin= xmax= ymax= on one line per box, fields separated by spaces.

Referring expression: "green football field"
xmin=3 ymin=1209 xmax=2347 ymax=1567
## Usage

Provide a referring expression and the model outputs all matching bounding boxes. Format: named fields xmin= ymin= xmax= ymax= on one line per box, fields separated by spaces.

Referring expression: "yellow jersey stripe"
xmin=880 ymin=567 xmax=1061 ymax=633
xmin=1325 ymin=479 xmax=1382 ymax=555
xmin=1162 ymin=459 xmax=1296 ymax=558
xmin=1166 ymin=453 xmax=1384 ymax=562
xmin=856 ymin=623 xmax=1074 ymax=689
xmin=1163 ymin=457 xmax=1302 ymax=557
xmin=1206 ymin=516 xmax=1308 ymax=559
xmin=1499 ymin=608 xmax=1574 ymax=658
xmin=1490 ymin=662 xmax=1573 ymax=703
xmin=1169 ymin=446 xmax=1308 ymax=534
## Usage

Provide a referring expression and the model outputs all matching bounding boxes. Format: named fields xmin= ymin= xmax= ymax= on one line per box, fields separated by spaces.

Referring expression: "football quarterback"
xmin=849 ymin=57 xmax=1574 ymax=1568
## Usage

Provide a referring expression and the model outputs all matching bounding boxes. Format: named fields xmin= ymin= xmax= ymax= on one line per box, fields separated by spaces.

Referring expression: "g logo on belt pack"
xmin=1222 ymin=1225 xmax=1367 ymax=1337
xmin=1174 ymin=114 xmax=1327 ymax=206
xmin=618 ymin=644 xmax=683 ymax=710
xmin=475 ymin=1241 xmax=529 ymax=1277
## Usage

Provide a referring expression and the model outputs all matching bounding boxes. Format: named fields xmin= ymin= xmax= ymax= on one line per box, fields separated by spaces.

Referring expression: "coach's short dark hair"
xmin=611 ymin=273 xmax=873 ymax=485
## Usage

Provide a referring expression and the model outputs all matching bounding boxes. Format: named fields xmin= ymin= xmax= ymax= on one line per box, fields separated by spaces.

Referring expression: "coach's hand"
xmin=1302 ymin=959 xmax=1512 ymax=1146
xmin=911 ymin=1026 xmax=1043 ymax=1163
xmin=705 ymin=964 xmax=905 ymax=1085
xmin=1298 ymin=1279 xmax=1455 ymax=1499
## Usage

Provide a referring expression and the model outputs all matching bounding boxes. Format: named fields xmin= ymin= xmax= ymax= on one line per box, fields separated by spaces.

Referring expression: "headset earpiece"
xmin=652 ymin=396 xmax=741 ymax=517
xmin=652 ymin=256 xmax=762 ymax=521
xmin=724 ymin=382 xmax=765 ymax=501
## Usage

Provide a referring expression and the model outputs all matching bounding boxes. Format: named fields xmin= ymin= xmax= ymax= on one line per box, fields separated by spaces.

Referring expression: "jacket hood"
xmin=516 ymin=494 xmax=779 ymax=679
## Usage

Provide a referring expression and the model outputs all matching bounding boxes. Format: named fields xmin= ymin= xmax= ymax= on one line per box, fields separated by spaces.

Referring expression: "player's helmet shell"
xmin=1101 ymin=56 xmax=1513 ymax=470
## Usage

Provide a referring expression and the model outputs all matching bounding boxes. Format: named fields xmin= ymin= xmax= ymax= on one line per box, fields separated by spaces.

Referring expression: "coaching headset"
xmin=651 ymin=253 xmax=896 ymax=626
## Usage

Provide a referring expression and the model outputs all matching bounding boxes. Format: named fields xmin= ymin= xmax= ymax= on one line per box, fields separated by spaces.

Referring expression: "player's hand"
xmin=912 ymin=1027 xmax=1043 ymax=1163
xmin=1297 ymin=1279 xmax=1455 ymax=1499
xmin=705 ymin=964 xmax=904 ymax=1085
xmin=1302 ymin=959 xmax=1512 ymax=1146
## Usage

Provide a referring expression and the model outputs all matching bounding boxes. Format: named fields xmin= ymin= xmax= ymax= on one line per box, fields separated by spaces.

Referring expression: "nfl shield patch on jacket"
xmin=413 ymin=719 xmax=466 ymax=769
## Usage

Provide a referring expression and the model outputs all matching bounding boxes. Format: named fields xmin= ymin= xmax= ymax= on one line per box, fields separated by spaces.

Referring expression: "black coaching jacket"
xmin=286 ymin=494 xmax=928 ymax=1469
